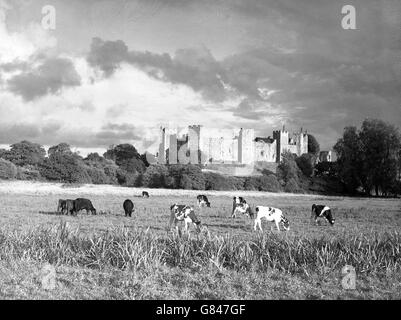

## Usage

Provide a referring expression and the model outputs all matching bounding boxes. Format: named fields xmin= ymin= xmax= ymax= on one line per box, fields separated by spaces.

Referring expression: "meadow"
xmin=0 ymin=181 xmax=400 ymax=299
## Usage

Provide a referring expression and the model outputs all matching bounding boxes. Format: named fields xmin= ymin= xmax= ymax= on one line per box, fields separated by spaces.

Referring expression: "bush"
xmin=204 ymin=172 xmax=238 ymax=191
xmin=243 ymin=175 xmax=282 ymax=192
xmin=39 ymin=154 xmax=91 ymax=184
xmin=142 ymin=165 xmax=170 ymax=188
xmin=277 ymin=152 xmax=302 ymax=184
xmin=16 ymin=165 xmax=42 ymax=181
xmin=259 ymin=174 xmax=282 ymax=192
xmin=284 ymin=178 xmax=304 ymax=194
xmin=86 ymin=167 xmax=110 ymax=185
xmin=0 ymin=158 xmax=18 ymax=179
xmin=296 ymin=154 xmax=314 ymax=177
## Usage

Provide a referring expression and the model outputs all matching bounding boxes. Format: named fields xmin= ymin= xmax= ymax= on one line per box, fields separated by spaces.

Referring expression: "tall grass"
xmin=0 ymin=222 xmax=399 ymax=277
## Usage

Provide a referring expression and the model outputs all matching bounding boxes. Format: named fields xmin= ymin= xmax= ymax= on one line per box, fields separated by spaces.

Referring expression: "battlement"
xmin=157 ymin=125 xmax=309 ymax=167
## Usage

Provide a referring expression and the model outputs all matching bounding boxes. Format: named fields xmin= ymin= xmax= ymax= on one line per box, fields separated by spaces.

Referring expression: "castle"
xmin=157 ymin=125 xmax=308 ymax=166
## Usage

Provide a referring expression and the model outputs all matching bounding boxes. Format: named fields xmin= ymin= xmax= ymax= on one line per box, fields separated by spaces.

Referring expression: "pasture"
xmin=0 ymin=181 xmax=400 ymax=300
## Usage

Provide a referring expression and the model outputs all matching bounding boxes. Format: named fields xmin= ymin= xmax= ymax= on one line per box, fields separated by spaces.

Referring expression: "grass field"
xmin=0 ymin=181 xmax=400 ymax=299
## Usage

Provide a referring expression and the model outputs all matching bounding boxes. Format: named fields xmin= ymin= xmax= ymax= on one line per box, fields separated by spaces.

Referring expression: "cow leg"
xmin=275 ymin=220 xmax=281 ymax=232
xmin=168 ymin=213 xmax=175 ymax=231
xmin=258 ymin=220 xmax=263 ymax=232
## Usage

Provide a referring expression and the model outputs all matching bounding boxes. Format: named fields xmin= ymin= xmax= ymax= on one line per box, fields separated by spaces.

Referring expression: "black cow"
xmin=123 ymin=199 xmax=135 ymax=217
xmin=142 ymin=191 xmax=150 ymax=198
xmin=197 ymin=195 xmax=211 ymax=208
xmin=65 ymin=199 xmax=76 ymax=216
xmin=57 ymin=199 xmax=67 ymax=214
xmin=74 ymin=198 xmax=97 ymax=215
xmin=311 ymin=204 xmax=335 ymax=225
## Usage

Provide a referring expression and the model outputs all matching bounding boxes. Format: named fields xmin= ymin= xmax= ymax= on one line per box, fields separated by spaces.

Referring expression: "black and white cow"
xmin=232 ymin=201 xmax=253 ymax=218
xmin=253 ymin=206 xmax=290 ymax=232
xmin=169 ymin=204 xmax=202 ymax=235
xmin=142 ymin=191 xmax=150 ymax=198
xmin=311 ymin=204 xmax=335 ymax=225
xmin=123 ymin=199 xmax=135 ymax=217
xmin=232 ymin=196 xmax=247 ymax=216
xmin=197 ymin=195 xmax=211 ymax=208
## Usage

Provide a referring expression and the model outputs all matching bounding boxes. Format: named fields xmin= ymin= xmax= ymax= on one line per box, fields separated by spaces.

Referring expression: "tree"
xmin=358 ymin=119 xmax=401 ymax=196
xmin=48 ymin=143 xmax=74 ymax=159
xmin=296 ymin=153 xmax=314 ymax=177
xmin=0 ymin=158 xmax=18 ymax=179
xmin=104 ymin=144 xmax=146 ymax=174
xmin=142 ymin=165 xmax=169 ymax=188
xmin=334 ymin=126 xmax=363 ymax=194
xmin=334 ymin=119 xmax=401 ymax=196
xmin=4 ymin=141 xmax=46 ymax=167
xmin=308 ymin=134 xmax=320 ymax=156
xmin=277 ymin=151 xmax=302 ymax=184
xmin=39 ymin=153 xmax=91 ymax=183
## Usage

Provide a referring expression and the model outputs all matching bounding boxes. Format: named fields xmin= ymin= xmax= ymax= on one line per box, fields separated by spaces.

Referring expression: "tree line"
xmin=0 ymin=119 xmax=400 ymax=197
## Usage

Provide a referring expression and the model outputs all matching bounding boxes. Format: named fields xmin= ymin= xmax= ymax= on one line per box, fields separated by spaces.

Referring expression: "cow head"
xmin=170 ymin=204 xmax=178 ymax=211
xmin=325 ymin=210 xmax=335 ymax=225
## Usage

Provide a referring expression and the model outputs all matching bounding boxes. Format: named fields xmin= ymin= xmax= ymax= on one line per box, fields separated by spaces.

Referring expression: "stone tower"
xmin=273 ymin=127 xmax=289 ymax=163
xmin=238 ymin=128 xmax=255 ymax=165
xmin=158 ymin=127 xmax=167 ymax=164
xmin=188 ymin=125 xmax=201 ymax=165
xmin=296 ymin=129 xmax=308 ymax=156
xmin=169 ymin=133 xmax=178 ymax=164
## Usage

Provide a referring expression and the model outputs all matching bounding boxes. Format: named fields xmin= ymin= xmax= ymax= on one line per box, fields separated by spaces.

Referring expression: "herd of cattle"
xmin=56 ymin=193 xmax=335 ymax=235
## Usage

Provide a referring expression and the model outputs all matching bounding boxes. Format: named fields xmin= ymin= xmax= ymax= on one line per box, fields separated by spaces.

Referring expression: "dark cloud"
xmin=0 ymin=123 xmax=45 ymax=144
xmin=7 ymin=57 xmax=81 ymax=101
xmin=0 ymin=121 xmax=147 ymax=150
xmin=87 ymin=38 xmax=227 ymax=101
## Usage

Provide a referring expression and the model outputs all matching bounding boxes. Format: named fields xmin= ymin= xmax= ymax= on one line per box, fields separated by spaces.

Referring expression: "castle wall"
xmin=255 ymin=140 xmax=277 ymax=162
xmin=158 ymin=125 xmax=309 ymax=166
xmin=199 ymin=128 xmax=240 ymax=164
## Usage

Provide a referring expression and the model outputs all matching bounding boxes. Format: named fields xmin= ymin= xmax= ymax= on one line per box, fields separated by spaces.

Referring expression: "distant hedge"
xmin=0 ymin=158 xmax=18 ymax=180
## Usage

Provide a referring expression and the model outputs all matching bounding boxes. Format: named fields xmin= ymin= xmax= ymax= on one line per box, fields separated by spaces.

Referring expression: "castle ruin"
xmin=157 ymin=125 xmax=308 ymax=166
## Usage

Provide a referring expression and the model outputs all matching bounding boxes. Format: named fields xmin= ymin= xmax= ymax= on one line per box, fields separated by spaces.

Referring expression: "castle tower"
xmin=296 ymin=130 xmax=308 ymax=156
xmin=273 ymin=128 xmax=289 ymax=162
xmin=169 ymin=133 xmax=178 ymax=164
xmin=158 ymin=127 xmax=166 ymax=164
xmin=238 ymin=128 xmax=255 ymax=165
xmin=188 ymin=125 xmax=201 ymax=164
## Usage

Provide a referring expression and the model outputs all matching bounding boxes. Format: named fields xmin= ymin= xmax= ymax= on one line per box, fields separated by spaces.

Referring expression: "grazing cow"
xmin=232 ymin=202 xmax=253 ymax=218
xmin=232 ymin=196 xmax=246 ymax=216
xmin=74 ymin=198 xmax=97 ymax=215
xmin=169 ymin=204 xmax=202 ymax=235
xmin=57 ymin=199 xmax=67 ymax=214
xmin=65 ymin=199 xmax=76 ymax=216
xmin=123 ymin=199 xmax=135 ymax=217
xmin=251 ymin=206 xmax=290 ymax=232
xmin=197 ymin=195 xmax=211 ymax=208
xmin=311 ymin=204 xmax=335 ymax=225
xmin=142 ymin=191 xmax=150 ymax=198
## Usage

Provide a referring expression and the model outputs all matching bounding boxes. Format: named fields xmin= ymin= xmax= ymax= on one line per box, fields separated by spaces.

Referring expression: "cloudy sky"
xmin=0 ymin=0 xmax=400 ymax=156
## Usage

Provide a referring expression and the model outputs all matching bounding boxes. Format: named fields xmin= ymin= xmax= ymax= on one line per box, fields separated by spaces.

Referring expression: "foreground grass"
xmin=0 ymin=223 xmax=400 ymax=299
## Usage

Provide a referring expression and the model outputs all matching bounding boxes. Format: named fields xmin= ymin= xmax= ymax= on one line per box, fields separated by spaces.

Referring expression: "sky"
xmin=0 ymin=0 xmax=400 ymax=156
